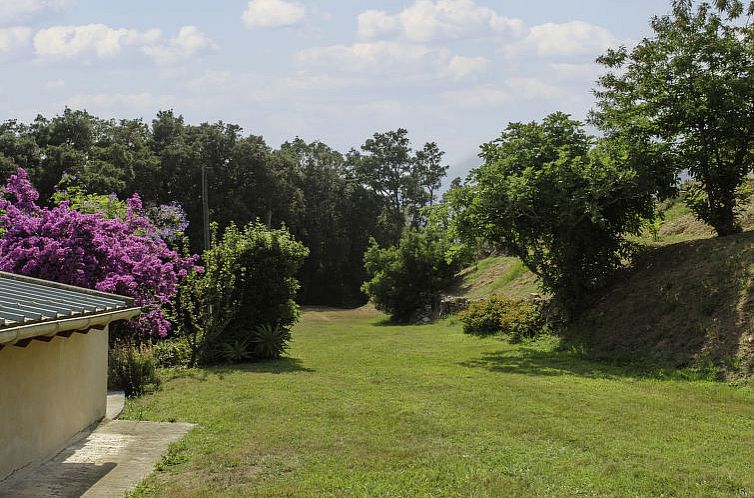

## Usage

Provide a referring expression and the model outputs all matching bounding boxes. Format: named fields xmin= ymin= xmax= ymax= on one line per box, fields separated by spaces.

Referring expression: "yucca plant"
xmin=250 ymin=323 xmax=291 ymax=360
xmin=220 ymin=339 xmax=253 ymax=363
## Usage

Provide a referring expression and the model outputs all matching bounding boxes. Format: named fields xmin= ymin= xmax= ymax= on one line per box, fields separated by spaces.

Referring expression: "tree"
xmin=348 ymin=129 xmax=448 ymax=243
xmin=281 ymin=138 xmax=363 ymax=304
xmin=362 ymin=225 xmax=467 ymax=323
xmin=454 ymin=113 xmax=656 ymax=318
xmin=414 ymin=142 xmax=448 ymax=206
xmin=591 ymin=0 xmax=754 ymax=236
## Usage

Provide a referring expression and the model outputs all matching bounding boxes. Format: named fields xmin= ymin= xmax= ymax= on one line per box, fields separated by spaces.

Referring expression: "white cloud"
xmin=33 ymin=24 xmax=215 ymax=65
xmin=0 ymin=26 xmax=31 ymax=53
xmin=357 ymin=0 xmax=524 ymax=43
xmin=442 ymin=55 xmax=488 ymax=80
xmin=550 ymin=62 xmax=601 ymax=81
xmin=442 ymin=85 xmax=510 ymax=108
xmin=505 ymin=21 xmax=618 ymax=58
xmin=33 ymin=24 xmax=160 ymax=59
xmin=298 ymin=41 xmax=486 ymax=81
xmin=504 ymin=77 xmax=562 ymax=100
xmin=443 ymin=77 xmax=564 ymax=109
xmin=183 ymin=70 xmax=233 ymax=93
xmin=45 ymin=78 xmax=65 ymax=88
xmin=241 ymin=0 xmax=306 ymax=29
xmin=299 ymin=41 xmax=437 ymax=75
xmin=62 ymin=92 xmax=176 ymax=115
xmin=143 ymin=26 xmax=217 ymax=66
xmin=0 ymin=0 xmax=71 ymax=26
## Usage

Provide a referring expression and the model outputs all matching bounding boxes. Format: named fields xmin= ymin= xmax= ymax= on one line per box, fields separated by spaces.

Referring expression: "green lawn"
xmin=125 ymin=308 xmax=754 ymax=497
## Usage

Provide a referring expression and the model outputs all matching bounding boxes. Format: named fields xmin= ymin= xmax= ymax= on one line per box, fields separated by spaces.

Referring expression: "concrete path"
xmin=0 ymin=399 xmax=192 ymax=497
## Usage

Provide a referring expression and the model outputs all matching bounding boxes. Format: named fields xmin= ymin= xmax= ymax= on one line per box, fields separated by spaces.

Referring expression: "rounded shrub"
xmin=459 ymin=295 xmax=541 ymax=339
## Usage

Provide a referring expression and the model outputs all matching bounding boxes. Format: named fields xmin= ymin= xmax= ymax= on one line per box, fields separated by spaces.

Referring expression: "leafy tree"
xmin=0 ymin=109 xmax=448 ymax=308
xmin=414 ymin=142 xmax=448 ymax=206
xmin=592 ymin=0 xmax=754 ymax=236
xmin=348 ymin=129 xmax=448 ymax=243
xmin=454 ymin=113 xmax=656 ymax=318
xmin=362 ymin=225 xmax=468 ymax=323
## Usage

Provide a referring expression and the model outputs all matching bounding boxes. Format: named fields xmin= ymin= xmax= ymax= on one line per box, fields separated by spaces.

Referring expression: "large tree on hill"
xmin=591 ymin=0 xmax=754 ymax=236
xmin=454 ymin=113 xmax=657 ymax=318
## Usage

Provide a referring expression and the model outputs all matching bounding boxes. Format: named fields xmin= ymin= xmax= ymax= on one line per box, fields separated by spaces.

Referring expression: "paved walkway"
xmin=0 ymin=395 xmax=192 ymax=497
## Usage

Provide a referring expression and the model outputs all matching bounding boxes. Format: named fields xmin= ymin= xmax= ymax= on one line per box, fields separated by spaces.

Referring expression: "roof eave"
xmin=0 ymin=307 xmax=143 ymax=346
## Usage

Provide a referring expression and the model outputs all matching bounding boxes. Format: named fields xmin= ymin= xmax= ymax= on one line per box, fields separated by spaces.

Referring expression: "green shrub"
xmin=171 ymin=222 xmax=308 ymax=365
xmin=250 ymin=323 xmax=291 ymax=360
xmin=459 ymin=295 xmax=541 ymax=339
xmin=108 ymin=342 xmax=161 ymax=397
xmin=152 ymin=338 xmax=192 ymax=368
xmin=452 ymin=113 xmax=658 ymax=319
xmin=499 ymin=300 xmax=541 ymax=341
xmin=458 ymin=295 xmax=510 ymax=336
xmin=362 ymin=226 xmax=469 ymax=323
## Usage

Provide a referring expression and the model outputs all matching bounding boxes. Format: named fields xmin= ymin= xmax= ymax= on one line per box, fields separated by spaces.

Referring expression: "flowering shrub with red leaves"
xmin=0 ymin=168 xmax=199 ymax=338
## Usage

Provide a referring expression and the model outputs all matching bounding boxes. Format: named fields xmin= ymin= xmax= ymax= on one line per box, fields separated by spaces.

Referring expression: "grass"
xmin=124 ymin=307 xmax=754 ymax=497
xmin=456 ymin=256 xmax=539 ymax=299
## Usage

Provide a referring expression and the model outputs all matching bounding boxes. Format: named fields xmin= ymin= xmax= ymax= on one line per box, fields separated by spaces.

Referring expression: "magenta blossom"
xmin=0 ymin=168 xmax=200 ymax=337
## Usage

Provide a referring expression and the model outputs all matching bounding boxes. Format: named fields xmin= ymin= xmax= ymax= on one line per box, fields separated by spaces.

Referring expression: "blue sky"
xmin=0 ymin=0 xmax=671 ymax=180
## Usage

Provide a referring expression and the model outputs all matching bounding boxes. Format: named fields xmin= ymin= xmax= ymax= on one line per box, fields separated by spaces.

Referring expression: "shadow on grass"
xmin=459 ymin=345 xmax=718 ymax=382
xmin=162 ymin=357 xmax=314 ymax=382
xmin=211 ymin=356 xmax=315 ymax=375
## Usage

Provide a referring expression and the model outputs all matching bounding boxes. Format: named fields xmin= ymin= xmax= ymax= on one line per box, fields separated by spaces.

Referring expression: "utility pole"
xmin=202 ymin=163 xmax=210 ymax=251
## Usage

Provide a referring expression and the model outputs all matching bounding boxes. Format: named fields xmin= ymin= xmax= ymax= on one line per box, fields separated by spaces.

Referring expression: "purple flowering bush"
xmin=146 ymin=202 xmax=190 ymax=246
xmin=0 ymin=167 xmax=199 ymax=338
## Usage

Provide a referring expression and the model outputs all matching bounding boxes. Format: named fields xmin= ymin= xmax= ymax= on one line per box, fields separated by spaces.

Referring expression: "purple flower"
xmin=0 ymin=168 xmax=201 ymax=337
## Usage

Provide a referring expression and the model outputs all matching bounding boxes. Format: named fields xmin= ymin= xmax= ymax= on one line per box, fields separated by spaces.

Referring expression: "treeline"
xmin=0 ymin=110 xmax=448 ymax=306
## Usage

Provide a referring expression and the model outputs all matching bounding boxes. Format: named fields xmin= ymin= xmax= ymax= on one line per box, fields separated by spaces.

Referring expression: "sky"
xmin=0 ymin=0 xmax=672 ymax=181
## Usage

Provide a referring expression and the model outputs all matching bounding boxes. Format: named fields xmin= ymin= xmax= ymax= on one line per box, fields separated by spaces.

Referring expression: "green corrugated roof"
xmin=0 ymin=272 xmax=135 ymax=330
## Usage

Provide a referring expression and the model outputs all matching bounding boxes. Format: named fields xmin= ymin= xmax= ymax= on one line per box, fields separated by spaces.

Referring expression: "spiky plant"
xmin=250 ymin=323 xmax=291 ymax=360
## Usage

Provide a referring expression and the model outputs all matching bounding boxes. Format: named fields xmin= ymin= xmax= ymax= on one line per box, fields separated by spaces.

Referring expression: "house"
xmin=0 ymin=272 xmax=141 ymax=482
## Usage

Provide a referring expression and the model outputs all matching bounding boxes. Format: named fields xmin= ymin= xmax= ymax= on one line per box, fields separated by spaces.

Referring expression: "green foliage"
xmin=458 ymin=295 xmax=541 ymax=339
xmin=152 ymin=338 xmax=192 ymax=368
xmin=362 ymin=226 xmax=469 ymax=323
xmin=348 ymin=129 xmax=448 ymax=244
xmin=52 ymin=177 xmax=129 ymax=218
xmin=171 ymin=221 xmax=307 ymax=365
xmin=108 ymin=341 xmax=161 ymax=397
xmin=592 ymin=0 xmax=754 ymax=236
xmin=249 ymin=323 xmax=292 ymax=360
xmin=454 ymin=113 xmax=656 ymax=318
xmin=280 ymin=138 xmax=382 ymax=306
xmin=1 ymin=110 xmax=445 ymax=308
xmin=458 ymin=295 xmax=510 ymax=336
xmin=219 ymin=339 xmax=254 ymax=363
xmin=169 ymin=249 xmax=238 ymax=366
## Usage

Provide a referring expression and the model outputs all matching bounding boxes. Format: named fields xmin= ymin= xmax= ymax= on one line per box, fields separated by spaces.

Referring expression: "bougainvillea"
xmin=146 ymin=202 xmax=190 ymax=245
xmin=0 ymin=167 xmax=199 ymax=337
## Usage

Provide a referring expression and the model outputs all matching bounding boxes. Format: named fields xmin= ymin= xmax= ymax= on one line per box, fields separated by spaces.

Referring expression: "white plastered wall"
xmin=0 ymin=327 xmax=108 ymax=481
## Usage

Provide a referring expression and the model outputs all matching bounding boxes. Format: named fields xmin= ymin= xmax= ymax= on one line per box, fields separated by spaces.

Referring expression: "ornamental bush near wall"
xmin=0 ymin=167 xmax=199 ymax=338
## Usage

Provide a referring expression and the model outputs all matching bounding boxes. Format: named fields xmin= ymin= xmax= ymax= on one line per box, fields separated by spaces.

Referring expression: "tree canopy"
xmin=592 ymin=0 xmax=754 ymax=236
xmin=454 ymin=113 xmax=656 ymax=317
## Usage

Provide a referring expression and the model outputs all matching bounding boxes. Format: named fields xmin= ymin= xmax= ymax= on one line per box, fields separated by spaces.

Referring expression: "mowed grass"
xmin=125 ymin=307 xmax=754 ymax=497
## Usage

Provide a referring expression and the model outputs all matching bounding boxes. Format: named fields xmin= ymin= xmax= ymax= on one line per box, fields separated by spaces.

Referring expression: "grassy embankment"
xmin=125 ymin=307 xmax=754 ymax=497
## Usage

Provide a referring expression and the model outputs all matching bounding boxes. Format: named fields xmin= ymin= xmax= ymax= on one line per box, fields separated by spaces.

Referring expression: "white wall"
xmin=0 ymin=327 xmax=108 ymax=481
